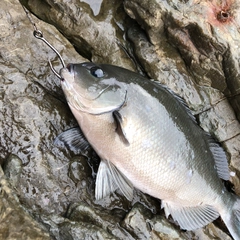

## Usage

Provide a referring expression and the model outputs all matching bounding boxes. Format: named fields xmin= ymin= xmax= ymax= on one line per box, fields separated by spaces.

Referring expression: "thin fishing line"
xmin=20 ymin=4 xmax=66 ymax=78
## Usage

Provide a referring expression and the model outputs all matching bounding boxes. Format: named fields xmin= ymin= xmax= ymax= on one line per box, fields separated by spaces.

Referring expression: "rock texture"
xmin=0 ymin=0 xmax=239 ymax=239
xmin=0 ymin=165 xmax=51 ymax=239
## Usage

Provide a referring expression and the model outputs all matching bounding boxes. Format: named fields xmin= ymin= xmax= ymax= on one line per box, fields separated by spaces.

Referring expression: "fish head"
xmin=60 ymin=62 xmax=127 ymax=114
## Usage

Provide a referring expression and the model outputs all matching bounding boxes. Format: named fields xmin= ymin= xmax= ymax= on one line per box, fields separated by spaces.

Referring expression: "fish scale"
xmin=58 ymin=62 xmax=240 ymax=239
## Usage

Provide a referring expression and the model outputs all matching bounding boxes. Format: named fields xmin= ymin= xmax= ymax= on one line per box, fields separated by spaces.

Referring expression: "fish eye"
xmin=90 ymin=66 xmax=104 ymax=78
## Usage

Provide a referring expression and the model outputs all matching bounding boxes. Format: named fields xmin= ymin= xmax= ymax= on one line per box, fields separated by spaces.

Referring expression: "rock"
xmin=20 ymin=0 xmax=136 ymax=68
xmin=0 ymin=166 xmax=51 ymax=239
xmin=0 ymin=0 xmax=89 ymax=218
xmin=3 ymin=154 xmax=23 ymax=187
xmin=199 ymin=99 xmax=240 ymax=141
xmin=122 ymin=203 xmax=152 ymax=239
xmin=150 ymin=215 xmax=190 ymax=240
xmin=39 ymin=213 xmax=118 ymax=240
xmin=66 ymin=202 xmax=134 ymax=239
xmin=193 ymin=222 xmax=233 ymax=240
xmin=56 ymin=219 xmax=117 ymax=240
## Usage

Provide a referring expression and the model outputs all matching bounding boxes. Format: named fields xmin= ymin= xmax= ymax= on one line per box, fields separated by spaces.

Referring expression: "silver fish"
xmin=58 ymin=62 xmax=240 ymax=239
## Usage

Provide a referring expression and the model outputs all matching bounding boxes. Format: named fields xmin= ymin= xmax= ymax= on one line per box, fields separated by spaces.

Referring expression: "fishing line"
xmin=21 ymin=4 xmax=66 ymax=79
xmin=21 ymin=5 xmax=38 ymax=32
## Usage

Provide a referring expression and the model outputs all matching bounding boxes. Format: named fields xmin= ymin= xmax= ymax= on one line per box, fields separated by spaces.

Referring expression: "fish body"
xmin=59 ymin=62 xmax=240 ymax=239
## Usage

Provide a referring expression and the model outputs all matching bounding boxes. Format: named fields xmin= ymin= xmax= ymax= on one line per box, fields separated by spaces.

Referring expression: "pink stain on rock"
xmin=205 ymin=0 xmax=235 ymax=26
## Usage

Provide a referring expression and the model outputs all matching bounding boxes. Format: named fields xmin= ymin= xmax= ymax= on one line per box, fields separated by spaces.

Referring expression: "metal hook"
xmin=48 ymin=59 xmax=62 ymax=79
xmin=33 ymin=30 xmax=66 ymax=79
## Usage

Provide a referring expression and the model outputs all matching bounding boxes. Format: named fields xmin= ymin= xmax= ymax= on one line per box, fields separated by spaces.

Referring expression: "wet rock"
xmin=67 ymin=202 xmax=134 ymax=239
xmin=3 ymin=154 xmax=23 ymax=187
xmin=122 ymin=203 xmax=152 ymax=239
xmin=193 ymin=222 xmax=233 ymax=240
xmin=150 ymin=215 xmax=190 ymax=240
xmin=20 ymin=0 xmax=136 ymax=68
xmin=58 ymin=220 xmax=117 ymax=240
xmin=199 ymin=99 xmax=240 ymax=141
xmin=0 ymin=166 xmax=50 ymax=239
xmin=0 ymin=0 xmax=88 ymax=217
xmin=39 ymin=213 xmax=118 ymax=240
xmin=0 ymin=0 xmax=98 ymax=237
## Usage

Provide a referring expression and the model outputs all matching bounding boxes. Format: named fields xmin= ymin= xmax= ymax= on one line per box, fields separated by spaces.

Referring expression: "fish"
xmin=56 ymin=62 xmax=240 ymax=239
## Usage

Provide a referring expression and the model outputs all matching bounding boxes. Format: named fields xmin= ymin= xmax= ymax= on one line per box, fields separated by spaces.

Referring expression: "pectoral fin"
xmin=95 ymin=159 xmax=133 ymax=201
xmin=54 ymin=127 xmax=91 ymax=154
xmin=113 ymin=110 xmax=129 ymax=146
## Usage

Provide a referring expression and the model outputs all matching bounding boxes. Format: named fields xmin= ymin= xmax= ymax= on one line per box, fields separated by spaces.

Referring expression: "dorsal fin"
xmin=206 ymin=134 xmax=230 ymax=181
xmin=151 ymin=80 xmax=197 ymax=123
xmin=152 ymin=80 xmax=230 ymax=181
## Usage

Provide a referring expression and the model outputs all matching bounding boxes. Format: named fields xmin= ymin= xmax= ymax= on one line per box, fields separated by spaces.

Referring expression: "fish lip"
xmin=66 ymin=63 xmax=73 ymax=73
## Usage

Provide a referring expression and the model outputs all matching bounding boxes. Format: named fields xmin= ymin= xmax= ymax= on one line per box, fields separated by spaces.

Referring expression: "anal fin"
xmin=161 ymin=200 xmax=219 ymax=230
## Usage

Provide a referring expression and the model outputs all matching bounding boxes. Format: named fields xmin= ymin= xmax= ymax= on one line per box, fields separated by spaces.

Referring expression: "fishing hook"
xmin=33 ymin=30 xmax=66 ymax=79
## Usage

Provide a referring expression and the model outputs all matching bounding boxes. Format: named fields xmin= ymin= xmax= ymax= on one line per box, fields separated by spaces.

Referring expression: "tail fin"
xmin=221 ymin=196 xmax=240 ymax=240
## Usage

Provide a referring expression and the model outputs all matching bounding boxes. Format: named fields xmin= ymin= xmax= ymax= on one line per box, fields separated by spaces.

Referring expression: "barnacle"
xmin=206 ymin=0 xmax=234 ymax=27
xmin=217 ymin=10 xmax=231 ymax=22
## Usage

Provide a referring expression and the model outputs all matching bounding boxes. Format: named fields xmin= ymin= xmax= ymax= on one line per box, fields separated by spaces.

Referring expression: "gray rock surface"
xmin=0 ymin=163 xmax=51 ymax=239
xmin=0 ymin=0 xmax=240 ymax=239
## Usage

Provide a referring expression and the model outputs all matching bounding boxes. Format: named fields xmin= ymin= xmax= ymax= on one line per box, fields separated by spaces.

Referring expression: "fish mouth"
xmin=67 ymin=63 xmax=73 ymax=73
